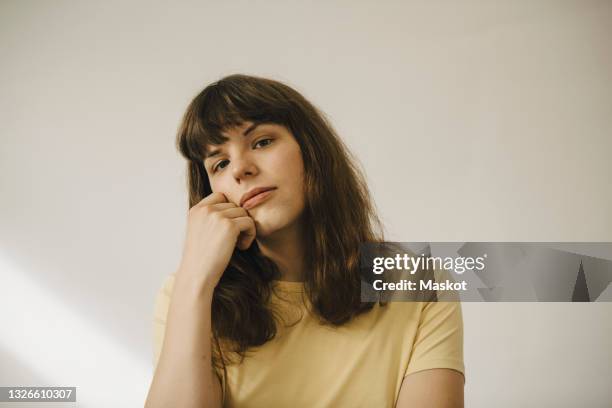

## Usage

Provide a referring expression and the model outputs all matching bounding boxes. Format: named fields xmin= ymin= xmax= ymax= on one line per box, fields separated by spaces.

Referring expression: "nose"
xmin=231 ymin=153 xmax=258 ymax=181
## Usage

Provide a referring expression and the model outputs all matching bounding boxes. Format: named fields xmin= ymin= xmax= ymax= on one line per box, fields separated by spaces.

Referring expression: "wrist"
xmin=175 ymin=267 xmax=218 ymax=300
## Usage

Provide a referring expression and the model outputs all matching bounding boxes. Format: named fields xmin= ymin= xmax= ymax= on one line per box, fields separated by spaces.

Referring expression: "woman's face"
xmin=203 ymin=121 xmax=306 ymax=238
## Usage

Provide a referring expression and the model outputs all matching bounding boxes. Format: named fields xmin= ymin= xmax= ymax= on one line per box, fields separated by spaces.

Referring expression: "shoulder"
xmin=153 ymin=273 xmax=177 ymax=320
xmin=152 ymin=272 xmax=178 ymax=368
xmin=160 ymin=272 xmax=177 ymax=295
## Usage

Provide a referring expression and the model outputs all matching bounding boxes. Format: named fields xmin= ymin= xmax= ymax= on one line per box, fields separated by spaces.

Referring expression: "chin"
xmin=252 ymin=216 xmax=285 ymax=238
xmin=251 ymin=208 xmax=299 ymax=238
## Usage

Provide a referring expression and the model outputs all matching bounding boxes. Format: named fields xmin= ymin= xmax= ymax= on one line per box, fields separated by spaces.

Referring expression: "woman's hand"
xmin=178 ymin=192 xmax=256 ymax=288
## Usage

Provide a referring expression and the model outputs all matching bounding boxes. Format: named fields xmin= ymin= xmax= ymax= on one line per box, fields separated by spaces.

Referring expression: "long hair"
xmin=176 ymin=74 xmax=386 ymax=372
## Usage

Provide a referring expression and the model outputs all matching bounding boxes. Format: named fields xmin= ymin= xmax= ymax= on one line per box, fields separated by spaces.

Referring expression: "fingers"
xmin=218 ymin=206 xmax=248 ymax=219
xmin=193 ymin=194 xmax=240 ymax=215
xmin=192 ymin=192 xmax=256 ymax=250
xmin=233 ymin=216 xmax=257 ymax=250
xmin=195 ymin=192 xmax=229 ymax=207
xmin=210 ymin=203 xmax=239 ymax=211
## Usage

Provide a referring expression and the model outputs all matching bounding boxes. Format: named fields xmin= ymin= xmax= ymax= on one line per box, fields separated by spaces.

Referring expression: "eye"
xmin=212 ymin=160 xmax=229 ymax=173
xmin=211 ymin=139 xmax=273 ymax=173
xmin=254 ymin=138 xmax=273 ymax=148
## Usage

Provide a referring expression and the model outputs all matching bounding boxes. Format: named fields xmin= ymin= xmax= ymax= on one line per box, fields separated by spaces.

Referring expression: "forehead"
xmin=222 ymin=121 xmax=257 ymax=137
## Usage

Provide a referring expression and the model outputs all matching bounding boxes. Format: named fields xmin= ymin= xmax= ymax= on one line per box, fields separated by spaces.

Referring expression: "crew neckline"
xmin=271 ymin=279 xmax=305 ymax=292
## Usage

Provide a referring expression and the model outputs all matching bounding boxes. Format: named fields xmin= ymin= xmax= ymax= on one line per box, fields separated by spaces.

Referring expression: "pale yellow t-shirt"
xmin=153 ymin=273 xmax=465 ymax=408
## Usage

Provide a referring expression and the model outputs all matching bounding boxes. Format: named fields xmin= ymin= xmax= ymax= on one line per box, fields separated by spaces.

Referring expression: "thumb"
xmin=236 ymin=223 xmax=256 ymax=251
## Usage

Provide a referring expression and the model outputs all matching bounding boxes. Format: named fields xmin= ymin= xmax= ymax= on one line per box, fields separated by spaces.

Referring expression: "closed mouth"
xmin=241 ymin=188 xmax=276 ymax=209
xmin=240 ymin=186 xmax=276 ymax=206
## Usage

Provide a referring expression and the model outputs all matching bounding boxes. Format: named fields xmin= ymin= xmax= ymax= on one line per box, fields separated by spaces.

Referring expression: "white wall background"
xmin=1 ymin=0 xmax=611 ymax=406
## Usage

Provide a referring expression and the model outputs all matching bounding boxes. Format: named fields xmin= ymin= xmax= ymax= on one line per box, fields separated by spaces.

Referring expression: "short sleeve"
xmin=403 ymin=299 xmax=465 ymax=381
xmin=152 ymin=273 xmax=176 ymax=369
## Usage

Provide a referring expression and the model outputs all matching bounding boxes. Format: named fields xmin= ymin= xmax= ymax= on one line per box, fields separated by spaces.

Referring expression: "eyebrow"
xmin=204 ymin=123 xmax=260 ymax=161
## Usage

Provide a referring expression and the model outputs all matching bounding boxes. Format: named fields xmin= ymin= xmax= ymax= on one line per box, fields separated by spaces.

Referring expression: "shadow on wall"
xmin=0 ymin=252 xmax=151 ymax=407
xmin=0 ymin=343 xmax=48 ymax=385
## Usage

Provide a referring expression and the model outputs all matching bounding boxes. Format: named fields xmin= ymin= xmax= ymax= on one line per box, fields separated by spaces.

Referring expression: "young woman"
xmin=145 ymin=74 xmax=465 ymax=408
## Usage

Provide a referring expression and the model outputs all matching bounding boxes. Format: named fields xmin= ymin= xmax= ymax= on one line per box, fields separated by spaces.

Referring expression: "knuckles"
xmin=186 ymin=200 xmax=244 ymax=236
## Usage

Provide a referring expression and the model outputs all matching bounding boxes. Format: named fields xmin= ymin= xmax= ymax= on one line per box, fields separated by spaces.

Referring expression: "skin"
xmin=203 ymin=121 xmax=307 ymax=282
xmin=145 ymin=121 xmax=306 ymax=408
xmin=203 ymin=121 xmax=464 ymax=406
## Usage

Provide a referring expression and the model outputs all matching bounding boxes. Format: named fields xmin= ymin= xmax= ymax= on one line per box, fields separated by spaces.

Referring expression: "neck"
xmin=256 ymin=221 xmax=306 ymax=282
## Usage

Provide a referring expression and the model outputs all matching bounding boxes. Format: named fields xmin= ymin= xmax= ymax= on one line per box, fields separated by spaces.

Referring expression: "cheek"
xmin=282 ymin=145 xmax=305 ymax=177
xmin=287 ymin=152 xmax=306 ymax=201
xmin=209 ymin=178 xmax=226 ymax=196
xmin=209 ymin=178 xmax=218 ymax=192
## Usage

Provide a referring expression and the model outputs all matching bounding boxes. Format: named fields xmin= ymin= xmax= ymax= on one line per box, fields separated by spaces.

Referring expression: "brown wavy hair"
xmin=176 ymin=74 xmax=387 ymax=375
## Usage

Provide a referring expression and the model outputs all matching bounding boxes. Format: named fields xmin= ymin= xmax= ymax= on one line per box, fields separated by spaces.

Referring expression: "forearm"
xmin=145 ymin=273 xmax=222 ymax=408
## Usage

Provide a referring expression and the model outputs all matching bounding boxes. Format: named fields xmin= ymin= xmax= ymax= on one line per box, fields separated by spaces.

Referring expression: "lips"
xmin=240 ymin=187 xmax=276 ymax=207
